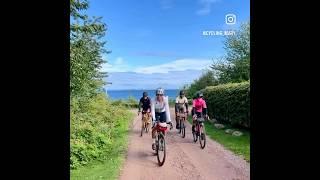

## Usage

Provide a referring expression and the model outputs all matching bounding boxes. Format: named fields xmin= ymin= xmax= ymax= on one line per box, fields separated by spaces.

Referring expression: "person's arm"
xmin=185 ymin=98 xmax=189 ymax=113
xmin=164 ymin=96 xmax=173 ymax=129
xmin=138 ymin=99 xmax=142 ymax=115
xmin=192 ymin=99 xmax=196 ymax=115
xmin=202 ymin=100 xmax=207 ymax=116
xmin=175 ymin=97 xmax=179 ymax=113
xmin=151 ymin=99 xmax=155 ymax=122
xmin=148 ymin=98 xmax=151 ymax=113
xmin=164 ymin=96 xmax=171 ymax=123
xmin=138 ymin=98 xmax=142 ymax=112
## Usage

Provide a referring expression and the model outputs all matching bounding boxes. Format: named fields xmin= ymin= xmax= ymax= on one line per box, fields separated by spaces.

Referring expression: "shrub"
xmin=203 ymin=81 xmax=250 ymax=128
xmin=70 ymin=93 xmax=133 ymax=169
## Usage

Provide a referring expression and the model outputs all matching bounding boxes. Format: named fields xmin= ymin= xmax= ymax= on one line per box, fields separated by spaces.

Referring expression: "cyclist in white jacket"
xmin=151 ymin=87 xmax=172 ymax=150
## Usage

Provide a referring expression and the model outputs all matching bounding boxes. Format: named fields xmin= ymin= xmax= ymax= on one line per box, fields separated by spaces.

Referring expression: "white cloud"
xmin=100 ymin=57 xmax=212 ymax=74
xmin=105 ymin=70 xmax=204 ymax=90
xmin=196 ymin=0 xmax=220 ymax=15
xmin=100 ymin=57 xmax=132 ymax=73
xmin=133 ymin=59 xmax=212 ymax=74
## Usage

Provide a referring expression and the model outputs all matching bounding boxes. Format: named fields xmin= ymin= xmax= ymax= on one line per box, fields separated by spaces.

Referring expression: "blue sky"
xmin=85 ymin=0 xmax=250 ymax=90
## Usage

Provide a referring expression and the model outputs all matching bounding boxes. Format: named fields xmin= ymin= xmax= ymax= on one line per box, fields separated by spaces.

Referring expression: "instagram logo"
xmin=225 ymin=14 xmax=236 ymax=25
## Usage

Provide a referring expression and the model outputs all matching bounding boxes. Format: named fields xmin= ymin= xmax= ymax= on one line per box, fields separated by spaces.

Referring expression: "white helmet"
xmin=156 ymin=88 xmax=164 ymax=95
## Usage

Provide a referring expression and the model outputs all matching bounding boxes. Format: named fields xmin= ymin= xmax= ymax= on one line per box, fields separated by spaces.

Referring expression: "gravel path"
xmin=119 ymin=108 xmax=250 ymax=180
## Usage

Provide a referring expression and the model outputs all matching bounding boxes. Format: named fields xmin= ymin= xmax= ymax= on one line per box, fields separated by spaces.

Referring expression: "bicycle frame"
xmin=193 ymin=115 xmax=206 ymax=149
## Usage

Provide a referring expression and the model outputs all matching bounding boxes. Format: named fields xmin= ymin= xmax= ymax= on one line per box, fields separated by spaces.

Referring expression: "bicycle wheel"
xmin=193 ymin=124 xmax=198 ymax=142
xmin=140 ymin=125 xmax=143 ymax=137
xmin=181 ymin=118 xmax=185 ymax=138
xmin=199 ymin=124 xmax=206 ymax=149
xmin=157 ymin=133 xmax=166 ymax=166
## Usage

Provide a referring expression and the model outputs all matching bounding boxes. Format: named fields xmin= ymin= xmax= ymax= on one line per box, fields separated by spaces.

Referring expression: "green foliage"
xmin=70 ymin=93 xmax=133 ymax=169
xmin=224 ymin=22 xmax=250 ymax=62
xmin=70 ymin=0 xmax=133 ymax=173
xmin=185 ymin=70 xmax=219 ymax=99
xmin=70 ymin=0 xmax=109 ymax=98
xmin=203 ymin=82 xmax=250 ymax=128
xmin=110 ymin=97 xmax=139 ymax=109
xmin=71 ymin=111 xmax=132 ymax=179
xmin=211 ymin=22 xmax=250 ymax=84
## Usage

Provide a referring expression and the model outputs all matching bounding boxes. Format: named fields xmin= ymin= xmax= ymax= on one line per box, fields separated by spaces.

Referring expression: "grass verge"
xmin=187 ymin=116 xmax=250 ymax=162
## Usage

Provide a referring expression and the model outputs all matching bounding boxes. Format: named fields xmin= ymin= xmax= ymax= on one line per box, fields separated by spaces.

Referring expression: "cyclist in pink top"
xmin=192 ymin=92 xmax=208 ymax=133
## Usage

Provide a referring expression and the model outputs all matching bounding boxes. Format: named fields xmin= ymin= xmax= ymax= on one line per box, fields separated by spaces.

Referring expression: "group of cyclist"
xmin=138 ymin=88 xmax=208 ymax=150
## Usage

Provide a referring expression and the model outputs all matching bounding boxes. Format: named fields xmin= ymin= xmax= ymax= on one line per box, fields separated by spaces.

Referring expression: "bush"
xmin=203 ymin=81 xmax=250 ymax=128
xmin=185 ymin=70 xmax=218 ymax=100
xmin=125 ymin=96 xmax=139 ymax=108
xmin=110 ymin=97 xmax=139 ymax=109
xmin=70 ymin=93 xmax=133 ymax=169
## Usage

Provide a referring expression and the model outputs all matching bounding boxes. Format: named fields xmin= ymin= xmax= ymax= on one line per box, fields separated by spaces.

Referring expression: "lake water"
xmin=106 ymin=89 xmax=180 ymax=100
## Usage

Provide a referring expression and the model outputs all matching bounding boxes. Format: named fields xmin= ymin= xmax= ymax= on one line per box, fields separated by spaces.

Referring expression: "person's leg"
xmin=147 ymin=112 xmax=151 ymax=125
xmin=192 ymin=112 xmax=201 ymax=132
xmin=151 ymin=122 xmax=157 ymax=149
xmin=192 ymin=119 xmax=196 ymax=132
xmin=192 ymin=112 xmax=197 ymax=132
xmin=176 ymin=113 xmax=179 ymax=129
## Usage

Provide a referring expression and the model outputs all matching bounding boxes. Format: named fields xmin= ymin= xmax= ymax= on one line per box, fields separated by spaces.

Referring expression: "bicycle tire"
xmin=157 ymin=133 xmax=166 ymax=166
xmin=181 ymin=118 xmax=185 ymax=138
xmin=199 ymin=124 xmax=206 ymax=149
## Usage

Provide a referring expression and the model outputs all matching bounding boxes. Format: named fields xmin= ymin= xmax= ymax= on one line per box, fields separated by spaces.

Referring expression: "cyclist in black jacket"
xmin=138 ymin=92 xmax=151 ymax=115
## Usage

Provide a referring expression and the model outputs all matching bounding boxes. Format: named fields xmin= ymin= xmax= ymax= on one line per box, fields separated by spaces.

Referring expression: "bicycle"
xmin=153 ymin=115 xmax=172 ymax=166
xmin=176 ymin=111 xmax=187 ymax=138
xmin=140 ymin=111 xmax=151 ymax=137
xmin=192 ymin=115 xmax=206 ymax=149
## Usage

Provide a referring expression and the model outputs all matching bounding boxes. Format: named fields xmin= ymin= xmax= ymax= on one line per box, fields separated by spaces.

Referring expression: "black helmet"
xmin=179 ymin=90 xmax=185 ymax=96
xmin=143 ymin=92 xmax=148 ymax=97
xmin=196 ymin=92 xmax=203 ymax=98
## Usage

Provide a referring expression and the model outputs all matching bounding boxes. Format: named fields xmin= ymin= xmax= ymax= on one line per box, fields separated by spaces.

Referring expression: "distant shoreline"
xmin=106 ymin=89 xmax=180 ymax=100
xmin=107 ymin=89 xmax=179 ymax=91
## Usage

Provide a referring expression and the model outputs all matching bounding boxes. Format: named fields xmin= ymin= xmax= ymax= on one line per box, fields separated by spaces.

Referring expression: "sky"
xmin=85 ymin=0 xmax=250 ymax=90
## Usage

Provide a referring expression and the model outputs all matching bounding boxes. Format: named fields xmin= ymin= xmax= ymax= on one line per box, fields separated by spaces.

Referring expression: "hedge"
xmin=203 ymin=81 xmax=250 ymax=128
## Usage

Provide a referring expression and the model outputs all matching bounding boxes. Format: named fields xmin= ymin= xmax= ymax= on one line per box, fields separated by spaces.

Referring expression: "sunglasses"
xmin=156 ymin=94 xmax=163 ymax=96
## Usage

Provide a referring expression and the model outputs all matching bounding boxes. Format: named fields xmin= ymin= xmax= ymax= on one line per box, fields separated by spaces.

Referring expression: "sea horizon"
xmin=106 ymin=89 xmax=180 ymax=100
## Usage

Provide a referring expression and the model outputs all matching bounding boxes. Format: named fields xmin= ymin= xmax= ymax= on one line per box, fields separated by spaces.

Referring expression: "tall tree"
xmin=186 ymin=70 xmax=218 ymax=98
xmin=70 ymin=0 xmax=109 ymax=98
xmin=211 ymin=22 xmax=250 ymax=83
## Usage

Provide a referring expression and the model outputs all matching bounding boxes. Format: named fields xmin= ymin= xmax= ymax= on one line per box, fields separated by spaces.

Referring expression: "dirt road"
xmin=119 ymin=108 xmax=250 ymax=180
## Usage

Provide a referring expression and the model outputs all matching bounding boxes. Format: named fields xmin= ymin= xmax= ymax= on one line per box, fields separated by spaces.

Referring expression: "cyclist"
xmin=192 ymin=92 xmax=208 ymax=133
xmin=138 ymin=91 xmax=151 ymax=119
xmin=151 ymin=88 xmax=172 ymax=150
xmin=138 ymin=91 xmax=151 ymax=114
xmin=175 ymin=90 xmax=189 ymax=129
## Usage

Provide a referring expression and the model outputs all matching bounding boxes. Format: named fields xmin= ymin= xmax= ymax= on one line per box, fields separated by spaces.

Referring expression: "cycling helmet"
xmin=156 ymin=88 xmax=164 ymax=95
xmin=196 ymin=92 xmax=203 ymax=98
xmin=143 ymin=91 xmax=148 ymax=97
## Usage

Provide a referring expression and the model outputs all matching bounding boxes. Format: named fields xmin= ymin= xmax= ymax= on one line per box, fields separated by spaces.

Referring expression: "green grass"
xmin=71 ymin=111 xmax=134 ymax=180
xmin=187 ymin=116 xmax=250 ymax=162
